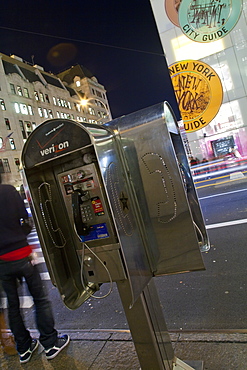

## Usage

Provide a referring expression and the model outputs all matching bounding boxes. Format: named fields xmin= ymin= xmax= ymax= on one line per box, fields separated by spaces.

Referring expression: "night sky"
xmin=1 ymin=0 xmax=179 ymax=120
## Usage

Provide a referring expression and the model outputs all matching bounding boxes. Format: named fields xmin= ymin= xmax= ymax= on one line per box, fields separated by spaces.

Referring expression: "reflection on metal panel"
xmin=94 ymin=135 xmax=152 ymax=307
xmin=105 ymin=102 xmax=206 ymax=275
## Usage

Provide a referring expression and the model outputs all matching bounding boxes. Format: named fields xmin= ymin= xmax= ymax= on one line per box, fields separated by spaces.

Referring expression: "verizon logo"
xmin=40 ymin=141 xmax=69 ymax=156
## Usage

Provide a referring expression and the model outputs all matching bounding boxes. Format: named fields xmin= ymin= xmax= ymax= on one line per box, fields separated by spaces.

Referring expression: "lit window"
xmin=17 ymin=86 xmax=23 ymax=96
xmin=75 ymin=80 xmax=81 ymax=87
xmin=57 ymin=111 xmax=60 ymax=118
xmin=75 ymin=103 xmax=81 ymax=112
xmin=34 ymin=91 xmax=39 ymax=100
xmin=20 ymin=104 xmax=28 ymax=115
xmin=5 ymin=118 xmax=11 ymax=130
xmin=67 ymin=101 xmax=71 ymax=109
xmin=9 ymin=138 xmax=16 ymax=150
xmin=88 ymin=107 xmax=95 ymax=115
xmin=45 ymin=94 xmax=50 ymax=103
xmin=10 ymin=84 xmax=16 ymax=94
xmin=40 ymin=92 xmax=45 ymax=102
xmin=14 ymin=103 xmax=20 ymax=113
xmin=43 ymin=108 xmax=48 ymax=118
xmin=23 ymin=88 xmax=29 ymax=98
xmin=28 ymin=105 xmax=33 ymax=115
xmin=0 ymin=137 xmax=3 ymax=148
xmin=57 ymin=98 xmax=61 ymax=106
xmin=25 ymin=121 xmax=32 ymax=135
xmin=0 ymin=99 xmax=6 ymax=110
xmin=38 ymin=107 xmax=43 ymax=117
xmin=53 ymin=97 xmax=57 ymax=105
xmin=32 ymin=122 xmax=36 ymax=129
xmin=48 ymin=109 xmax=53 ymax=118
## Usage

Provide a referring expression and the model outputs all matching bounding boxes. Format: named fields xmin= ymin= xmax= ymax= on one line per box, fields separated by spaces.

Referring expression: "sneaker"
xmin=45 ymin=335 xmax=70 ymax=360
xmin=19 ymin=339 xmax=39 ymax=364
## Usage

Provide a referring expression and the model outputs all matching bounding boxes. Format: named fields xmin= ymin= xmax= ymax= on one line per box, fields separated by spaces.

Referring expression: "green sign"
xmin=179 ymin=0 xmax=242 ymax=43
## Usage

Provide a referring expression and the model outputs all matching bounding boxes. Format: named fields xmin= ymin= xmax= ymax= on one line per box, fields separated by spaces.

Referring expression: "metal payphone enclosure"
xmin=22 ymin=101 xmax=208 ymax=309
xmin=104 ymin=101 xmax=208 ymax=276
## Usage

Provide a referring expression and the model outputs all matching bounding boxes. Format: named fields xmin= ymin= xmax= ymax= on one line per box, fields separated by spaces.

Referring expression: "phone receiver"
xmin=72 ymin=190 xmax=90 ymax=236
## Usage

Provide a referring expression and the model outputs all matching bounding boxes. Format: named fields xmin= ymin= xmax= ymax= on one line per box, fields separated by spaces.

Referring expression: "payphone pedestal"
xmin=117 ymin=279 xmax=203 ymax=370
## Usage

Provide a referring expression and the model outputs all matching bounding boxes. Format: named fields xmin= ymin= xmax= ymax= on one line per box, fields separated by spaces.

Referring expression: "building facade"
xmin=0 ymin=53 xmax=111 ymax=187
xmin=150 ymin=0 xmax=247 ymax=161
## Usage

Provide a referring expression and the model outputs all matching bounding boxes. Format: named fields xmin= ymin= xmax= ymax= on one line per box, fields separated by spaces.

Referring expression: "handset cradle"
xmin=72 ymin=189 xmax=90 ymax=237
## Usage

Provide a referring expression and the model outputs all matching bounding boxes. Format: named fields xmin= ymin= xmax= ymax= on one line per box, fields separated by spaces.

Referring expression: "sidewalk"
xmin=1 ymin=329 xmax=247 ymax=369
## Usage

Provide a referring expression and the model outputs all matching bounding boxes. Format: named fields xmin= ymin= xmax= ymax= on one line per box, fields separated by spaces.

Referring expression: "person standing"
xmin=0 ymin=179 xmax=70 ymax=363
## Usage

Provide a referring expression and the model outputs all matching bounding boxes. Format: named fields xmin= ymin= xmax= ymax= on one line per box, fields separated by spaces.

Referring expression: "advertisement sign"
xmin=164 ymin=0 xmax=181 ymax=27
xmin=169 ymin=60 xmax=223 ymax=133
xmin=178 ymin=0 xmax=242 ymax=43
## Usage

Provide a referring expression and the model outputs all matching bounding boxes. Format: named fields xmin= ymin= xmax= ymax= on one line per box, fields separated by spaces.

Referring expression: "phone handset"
xmin=72 ymin=189 xmax=90 ymax=237
xmin=38 ymin=182 xmax=66 ymax=248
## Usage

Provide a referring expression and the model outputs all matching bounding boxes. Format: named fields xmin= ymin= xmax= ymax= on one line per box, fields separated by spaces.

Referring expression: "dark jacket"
xmin=0 ymin=184 xmax=28 ymax=255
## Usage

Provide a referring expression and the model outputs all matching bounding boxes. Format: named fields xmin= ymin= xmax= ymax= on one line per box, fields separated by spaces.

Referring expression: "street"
xmin=15 ymin=175 xmax=247 ymax=332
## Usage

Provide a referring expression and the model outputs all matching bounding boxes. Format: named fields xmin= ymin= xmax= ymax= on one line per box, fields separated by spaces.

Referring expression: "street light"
xmin=80 ymin=98 xmax=111 ymax=124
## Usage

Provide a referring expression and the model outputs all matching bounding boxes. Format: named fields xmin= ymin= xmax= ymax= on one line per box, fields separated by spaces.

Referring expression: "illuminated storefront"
xmin=150 ymin=0 xmax=247 ymax=160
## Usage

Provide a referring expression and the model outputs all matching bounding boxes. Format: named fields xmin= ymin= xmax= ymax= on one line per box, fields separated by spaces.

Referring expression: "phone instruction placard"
xmin=81 ymin=223 xmax=109 ymax=242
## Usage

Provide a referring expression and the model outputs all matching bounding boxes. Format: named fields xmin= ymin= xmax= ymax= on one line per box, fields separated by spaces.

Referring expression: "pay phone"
xmin=21 ymin=121 xmax=128 ymax=309
xmin=22 ymin=102 xmax=208 ymax=310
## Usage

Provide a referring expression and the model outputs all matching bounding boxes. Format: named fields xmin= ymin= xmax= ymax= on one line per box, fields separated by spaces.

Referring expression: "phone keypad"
xmin=81 ymin=205 xmax=93 ymax=222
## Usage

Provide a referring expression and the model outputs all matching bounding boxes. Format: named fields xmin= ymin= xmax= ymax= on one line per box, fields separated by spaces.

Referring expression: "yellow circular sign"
xmin=169 ymin=60 xmax=223 ymax=133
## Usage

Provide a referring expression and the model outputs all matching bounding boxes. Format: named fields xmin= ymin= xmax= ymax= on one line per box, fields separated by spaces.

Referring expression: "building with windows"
xmin=0 ymin=53 xmax=111 ymax=187
xmin=150 ymin=0 xmax=247 ymax=161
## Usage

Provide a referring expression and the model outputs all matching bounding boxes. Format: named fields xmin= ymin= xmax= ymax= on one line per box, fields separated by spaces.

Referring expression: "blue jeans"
xmin=0 ymin=257 xmax=57 ymax=353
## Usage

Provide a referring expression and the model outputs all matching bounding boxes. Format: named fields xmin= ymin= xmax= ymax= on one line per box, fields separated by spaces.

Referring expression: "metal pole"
xmin=117 ymin=278 xmax=174 ymax=370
